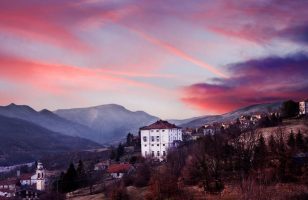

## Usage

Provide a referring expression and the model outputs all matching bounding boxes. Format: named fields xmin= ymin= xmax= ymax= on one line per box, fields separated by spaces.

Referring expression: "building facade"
xmin=299 ymin=100 xmax=308 ymax=115
xmin=140 ymin=120 xmax=182 ymax=160
xmin=29 ymin=162 xmax=46 ymax=191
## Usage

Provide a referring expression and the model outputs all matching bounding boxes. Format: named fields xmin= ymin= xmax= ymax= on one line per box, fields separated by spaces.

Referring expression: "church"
xmin=140 ymin=120 xmax=182 ymax=160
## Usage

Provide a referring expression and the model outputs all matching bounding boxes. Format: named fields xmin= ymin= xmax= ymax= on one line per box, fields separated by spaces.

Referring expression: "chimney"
xmin=17 ymin=170 xmax=20 ymax=177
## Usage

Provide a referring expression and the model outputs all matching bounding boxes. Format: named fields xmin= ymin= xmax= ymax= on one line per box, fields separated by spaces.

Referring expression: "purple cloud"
xmin=182 ymin=52 xmax=308 ymax=113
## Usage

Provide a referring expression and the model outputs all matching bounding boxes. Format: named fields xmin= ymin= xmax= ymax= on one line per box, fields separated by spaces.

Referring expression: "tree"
xmin=76 ymin=160 xmax=87 ymax=187
xmin=253 ymin=135 xmax=268 ymax=169
xmin=76 ymin=160 xmax=86 ymax=176
xmin=62 ymin=163 xmax=78 ymax=192
xmin=287 ymin=131 xmax=296 ymax=149
xmin=268 ymin=135 xmax=277 ymax=154
xmin=126 ymin=133 xmax=134 ymax=146
xmin=133 ymin=162 xmax=151 ymax=187
xmin=281 ymin=100 xmax=299 ymax=118
xmin=296 ymin=130 xmax=304 ymax=150
xmin=116 ymin=143 xmax=125 ymax=161
xmin=149 ymin=167 xmax=180 ymax=200
xmin=110 ymin=186 xmax=129 ymax=200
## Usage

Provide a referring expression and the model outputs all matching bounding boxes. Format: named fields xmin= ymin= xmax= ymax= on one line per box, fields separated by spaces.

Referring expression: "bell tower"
xmin=35 ymin=162 xmax=45 ymax=191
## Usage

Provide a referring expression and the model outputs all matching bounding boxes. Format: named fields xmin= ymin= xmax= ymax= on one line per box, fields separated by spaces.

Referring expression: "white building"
xmin=299 ymin=100 xmax=308 ymax=115
xmin=30 ymin=162 xmax=46 ymax=191
xmin=140 ymin=120 xmax=182 ymax=160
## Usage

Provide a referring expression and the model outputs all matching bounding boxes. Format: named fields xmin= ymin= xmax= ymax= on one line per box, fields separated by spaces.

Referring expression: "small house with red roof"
xmin=107 ymin=163 xmax=134 ymax=179
xmin=140 ymin=120 xmax=182 ymax=160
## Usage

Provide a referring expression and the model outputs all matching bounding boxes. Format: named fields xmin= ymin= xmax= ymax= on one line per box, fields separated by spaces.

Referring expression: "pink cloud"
xmin=0 ymin=53 xmax=167 ymax=96
xmin=127 ymin=27 xmax=227 ymax=78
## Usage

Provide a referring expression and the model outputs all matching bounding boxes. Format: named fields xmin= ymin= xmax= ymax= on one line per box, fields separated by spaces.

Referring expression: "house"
xmin=0 ymin=179 xmax=17 ymax=191
xmin=107 ymin=163 xmax=134 ymax=179
xmin=15 ymin=187 xmax=42 ymax=200
xmin=140 ymin=120 xmax=182 ymax=160
xmin=94 ymin=160 xmax=110 ymax=171
xmin=19 ymin=174 xmax=33 ymax=186
xmin=203 ymin=125 xmax=215 ymax=135
xmin=0 ymin=188 xmax=15 ymax=198
xmin=299 ymin=100 xmax=308 ymax=115
xmin=0 ymin=179 xmax=17 ymax=198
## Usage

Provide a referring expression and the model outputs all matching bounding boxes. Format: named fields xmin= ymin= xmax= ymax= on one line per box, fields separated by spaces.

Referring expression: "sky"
xmin=0 ymin=0 xmax=307 ymax=119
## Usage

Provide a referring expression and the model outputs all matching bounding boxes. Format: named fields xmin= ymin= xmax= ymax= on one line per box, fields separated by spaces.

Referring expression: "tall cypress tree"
xmin=63 ymin=163 xmax=78 ymax=192
xmin=287 ymin=131 xmax=296 ymax=149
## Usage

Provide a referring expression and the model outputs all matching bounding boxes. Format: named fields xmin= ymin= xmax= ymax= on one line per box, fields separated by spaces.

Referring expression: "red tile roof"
xmin=0 ymin=178 xmax=17 ymax=186
xmin=18 ymin=174 xmax=32 ymax=180
xmin=107 ymin=163 xmax=132 ymax=173
xmin=140 ymin=120 xmax=180 ymax=130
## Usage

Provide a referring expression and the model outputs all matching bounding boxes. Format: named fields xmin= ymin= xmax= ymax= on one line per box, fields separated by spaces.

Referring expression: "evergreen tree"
xmin=287 ymin=131 xmax=296 ymax=149
xmin=76 ymin=160 xmax=87 ymax=188
xmin=296 ymin=130 xmax=304 ymax=150
xmin=77 ymin=160 xmax=86 ymax=176
xmin=62 ymin=163 xmax=78 ymax=192
xmin=116 ymin=143 xmax=125 ymax=161
xmin=110 ymin=146 xmax=116 ymax=160
xmin=268 ymin=135 xmax=277 ymax=154
xmin=126 ymin=133 xmax=134 ymax=146
xmin=253 ymin=135 xmax=268 ymax=169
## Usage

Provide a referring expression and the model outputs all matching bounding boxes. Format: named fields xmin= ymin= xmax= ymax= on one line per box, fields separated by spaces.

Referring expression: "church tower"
xmin=35 ymin=162 xmax=45 ymax=191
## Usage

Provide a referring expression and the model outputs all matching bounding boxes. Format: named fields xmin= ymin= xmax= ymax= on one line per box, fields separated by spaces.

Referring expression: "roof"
xmin=107 ymin=163 xmax=132 ymax=173
xmin=140 ymin=120 xmax=180 ymax=130
xmin=18 ymin=174 xmax=32 ymax=181
xmin=0 ymin=178 xmax=17 ymax=186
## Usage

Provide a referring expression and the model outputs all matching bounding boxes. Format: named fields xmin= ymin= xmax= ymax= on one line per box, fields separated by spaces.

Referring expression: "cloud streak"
xmin=127 ymin=28 xmax=227 ymax=78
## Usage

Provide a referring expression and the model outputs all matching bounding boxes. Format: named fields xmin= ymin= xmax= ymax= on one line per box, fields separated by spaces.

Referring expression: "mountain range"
xmin=0 ymin=115 xmax=101 ymax=166
xmin=0 ymin=101 xmax=283 ymax=165
xmin=54 ymin=104 xmax=159 ymax=142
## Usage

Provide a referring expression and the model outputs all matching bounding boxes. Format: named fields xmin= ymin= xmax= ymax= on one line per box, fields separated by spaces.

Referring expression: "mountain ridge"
xmin=0 ymin=115 xmax=101 ymax=166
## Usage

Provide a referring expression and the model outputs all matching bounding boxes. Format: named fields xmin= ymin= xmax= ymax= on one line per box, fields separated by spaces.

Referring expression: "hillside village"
xmin=0 ymin=100 xmax=308 ymax=200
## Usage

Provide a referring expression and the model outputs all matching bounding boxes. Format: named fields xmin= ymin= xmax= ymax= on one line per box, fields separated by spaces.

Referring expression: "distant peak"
xmin=94 ymin=104 xmax=126 ymax=109
xmin=39 ymin=109 xmax=53 ymax=114
xmin=5 ymin=103 xmax=36 ymax=112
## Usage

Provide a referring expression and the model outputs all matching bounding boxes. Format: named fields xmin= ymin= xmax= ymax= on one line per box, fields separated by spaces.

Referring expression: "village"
xmin=0 ymin=100 xmax=308 ymax=200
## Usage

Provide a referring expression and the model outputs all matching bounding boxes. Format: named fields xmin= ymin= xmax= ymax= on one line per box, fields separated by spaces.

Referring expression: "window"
xmin=143 ymin=136 xmax=147 ymax=142
xmin=163 ymin=144 xmax=165 ymax=146
xmin=163 ymin=151 xmax=166 ymax=156
xmin=144 ymin=144 xmax=147 ymax=147
xmin=151 ymin=144 xmax=154 ymax=146
xmin=157 ymin=144 xmax=159 ymax=146
xmin=157 ymin=151 xmax=160 ymax=156
xmin=151 ymin=136 xmax=155 ymax=142
xmin=152 ymin=151 xmax=154 ymax=156
xmin=162 ymin=129 xmax=165 ymax=132
xmin=156 ymin=136 xmax=160 ymax=142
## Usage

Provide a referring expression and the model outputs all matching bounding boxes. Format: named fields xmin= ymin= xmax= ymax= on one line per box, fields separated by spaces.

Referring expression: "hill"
xmin=54 ymin=104 xmax=159 ymax=142
xmin=180 ymin=102 xmax=283 ymax=128
xmin=0 ymin=115 xmax=101 ymax=166
xmin=0 ymin=103 xmax=101 ymax=143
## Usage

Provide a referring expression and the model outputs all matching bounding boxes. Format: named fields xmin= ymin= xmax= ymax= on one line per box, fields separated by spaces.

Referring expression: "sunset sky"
xmin=0 ymin=0 xmax=307 ymax=119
